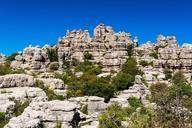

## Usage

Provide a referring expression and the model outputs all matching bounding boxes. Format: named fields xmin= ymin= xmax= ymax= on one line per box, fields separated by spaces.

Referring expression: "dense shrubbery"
xmin=112 ymin=72 xmax=133 ymax=90
xmin=99 ymin=71 xmax=192 ymax=128
xmin=149 ymin=71 xmax=192 ymax=128
xmin=56 ymin=57 xmax=140 ymax=101
xmin=47 ymin=48 xmax=58 ymax=62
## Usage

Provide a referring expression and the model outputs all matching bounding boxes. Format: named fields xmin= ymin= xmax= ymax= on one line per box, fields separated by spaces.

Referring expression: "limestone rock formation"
xmin=5 ymin=100 xmax=79 ymax=128
xmin=11 ymin=45 xmax=50 ymax=71
xmin=58 ymin=24 xmax=134 ymax=72
xmin=0 ymin=74 xmax=34 ymax=88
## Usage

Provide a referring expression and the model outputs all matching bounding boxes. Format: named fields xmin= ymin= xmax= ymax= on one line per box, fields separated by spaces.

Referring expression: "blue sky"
xmin=0 ymin=0 xmax=192 ymax=55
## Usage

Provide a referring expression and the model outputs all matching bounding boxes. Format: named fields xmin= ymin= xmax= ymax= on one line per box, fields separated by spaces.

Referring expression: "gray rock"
xmin=0 ymin=74 xmax=34 ymax=88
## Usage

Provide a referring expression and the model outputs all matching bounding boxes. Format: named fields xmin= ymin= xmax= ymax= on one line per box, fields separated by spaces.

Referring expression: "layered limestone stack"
xmin=58 ymin=24 xmax=135 ymax=72
xmin=5 ymin=100 xmax=79 ymax=128
xmin=11 ymin=45 xmax=50 ymax=71
xmin=0 ymin=74 xmax=34 ymax=88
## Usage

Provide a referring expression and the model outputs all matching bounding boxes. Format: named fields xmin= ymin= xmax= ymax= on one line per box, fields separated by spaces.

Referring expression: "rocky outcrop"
xmin=35 ymin=78 xmax=65 ymax=90
xmin=5 ymin=100 xmax=79 ymax=128
xmin=69 ymin=96 xmax=107 ymax=118
xmin=11 ymin=45 xmax=50 ymax=71
xmin=0 ymin=87 xmax=47 ymax=115
xmin=58 ymin=24 xmax=136 ymax=72
xmin=0 ymin=74 xmax=34 ymax=88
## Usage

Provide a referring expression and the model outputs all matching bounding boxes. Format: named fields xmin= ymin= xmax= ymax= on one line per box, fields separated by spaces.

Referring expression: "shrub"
xmin=139 ymin=60 xmax=149 ymax=67
xmin=14 ymin=99 xmax=31 ymax=117
xmin=127 ymin=44 xmax=134 ymax=56
xmin=0 ymin=112 xmax=8 ymax=128
xmin=128 ymin=97 xmax=143 ymax=109
xmin=0 ymin=62 xmax=25 ymax=76
xmin=83 ymin=77 xmax=115 ymax=102
xmin=149 ymin=52 xmax=158 ymax=59
xmin=163 ymin=68 xmax=172 ymax=80
xmin=84 ymin=52 xmax=93 ymax=60
xmin=80 ymin=105 xmax=88 ymax=115
xmin=47 ymin=48 xmax=58 ymax=62
xmin=150 ymin=82 xmax=169 ymax=105
xmin=112 ymin=72 xmax=134 ymax=90
xmin=99 ymin=103 xmax=124 ymax=128
xmin=122 ymin=58 xmax=139 ymax=76
xmin=6 ymin=53 xmax=18 ymax=62
xmin=0 ymin=62 xmax=12 ymax=76
xmin=49 ymin=63 xmax=59 ymax=71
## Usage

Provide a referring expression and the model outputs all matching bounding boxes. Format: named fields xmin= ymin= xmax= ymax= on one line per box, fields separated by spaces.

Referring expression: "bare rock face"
xmin=0 ymin=74 xmax=34 ymax=88
xmin=11 ymin=45 xmax=50 ymax=71
xmin=5 ymin=100 xmax=79 ymax=128
xmin=58 ymin=24 xmax=134 ymax=72
xmin=36 ymin=78 xmax=65 ymax=89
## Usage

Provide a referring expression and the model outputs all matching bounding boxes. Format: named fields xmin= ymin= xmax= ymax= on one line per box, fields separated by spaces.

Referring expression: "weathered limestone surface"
xmin=35 ymin=78 xmax=65 ymax=90
xmin=5 ymin=100 xmax=79 ymax=128
xmin=0 ymin=74 xmax=34 ymax=88
xmin=58 ymin=24 xmax=136 ymax=72
xmin=11 ymin=45 xmax=50 ymax=71
xmin=0 ymin=87 xmax=47 ymax=114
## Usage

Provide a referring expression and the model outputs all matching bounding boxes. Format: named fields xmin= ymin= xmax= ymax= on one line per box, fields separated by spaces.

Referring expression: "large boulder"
xmin=0 ymin=74 xmax=34 ymax=88
xmin=36 ymin=78 xmax=65 ymax=90
xmin=5 ymin=100 xmax=79 ymax=128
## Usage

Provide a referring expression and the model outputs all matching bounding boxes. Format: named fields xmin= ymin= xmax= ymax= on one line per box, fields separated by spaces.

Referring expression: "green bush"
xmin=163 ymin=68 xmax=172 ymax=80
xmin=127 ymin=44 xmax=134 ymax=56
xmin=14 ymin=99 xmax=31 ymax=117
xmin=0 ymin=112 xmax=8 ymax=128
xmin=149 ymin=52 xmax=158 ymax=59
xmin=6 ymin=53 xmax=18 ymax=62
xmin=139 ymin=60 xmax=149 ymax=67
xmin=84 ymin=52 xmax=93 ymax=60
xmin=47 ymin=48 xmax=58 ymax=62
xmin=122 ymin=58 xmax=139 ymax=76
xmin=99 ymin=103 xmax=124 ymax=128
xmin=49 ymin=63 xmax=59 ymax=71
xmin=112 ymin=72 xmax=134 ymax=90
xmin=0 ymin=62 xmax=25 ymax=76
xmin=128 ymin=97 xmax=143 ymax=109
xmin=83 ymin=77 xmax=115 ymax=102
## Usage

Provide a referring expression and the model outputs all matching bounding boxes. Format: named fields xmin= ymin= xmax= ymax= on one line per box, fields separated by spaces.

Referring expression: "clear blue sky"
xmin=0 ymin=0 xmax=192 ymax=55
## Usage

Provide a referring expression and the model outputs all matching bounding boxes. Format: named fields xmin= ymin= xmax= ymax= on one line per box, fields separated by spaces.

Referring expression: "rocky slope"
xmin=1 ymin=24 xmax=192 ymax=128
